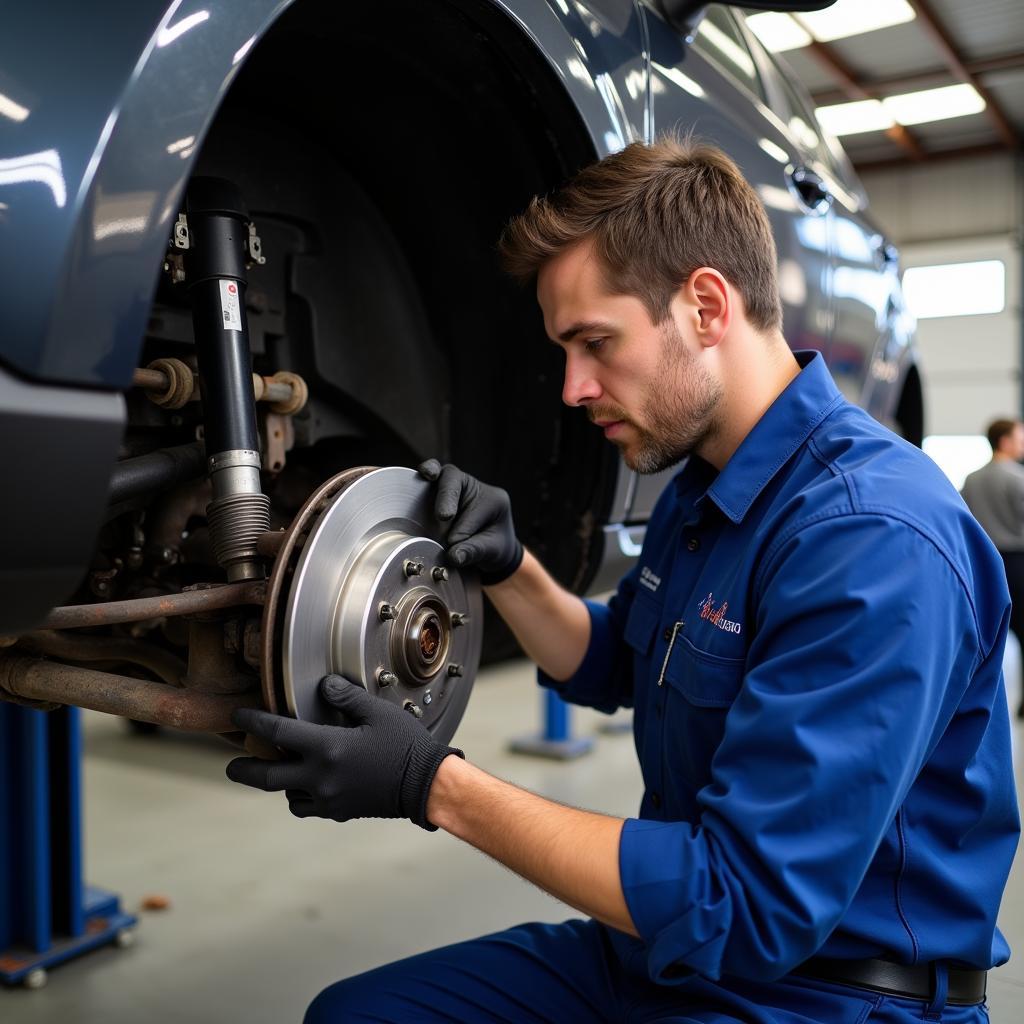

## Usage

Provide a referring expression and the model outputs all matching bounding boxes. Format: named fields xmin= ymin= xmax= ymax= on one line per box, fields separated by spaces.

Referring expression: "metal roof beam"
xmin=810 ymin=50 xmax=1024 ymax=107
xmin=801 ymin=38 xmax=926 ymax=159
xmin=853 ymin=141 xmax=1007 ymax=173
xmin=905 ymin=0 xmax=1019 ymax=149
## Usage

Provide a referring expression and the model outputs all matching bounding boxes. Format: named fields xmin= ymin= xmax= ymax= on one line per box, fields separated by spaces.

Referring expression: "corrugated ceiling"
xmin=739 ymin=0 xmax=1024 ymax=169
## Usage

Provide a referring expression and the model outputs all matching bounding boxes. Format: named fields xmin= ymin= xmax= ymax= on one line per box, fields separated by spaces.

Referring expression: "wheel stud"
xmin=431 ymin=566 xmax=449 ymax=582
xmin=404 ymin=559 xmax=424 ymax=578
xmin=450 ymin=612 xmax=468 ymax=628
xmin=377 ymin=669 xmax=397 ymax=687
xmin=378 ymin=602 xmax=396 ymax=621
xmin=403 ymin=700 xmax=423 ymax=719
xmin=447 ymin=663 xmax=463 ymax=678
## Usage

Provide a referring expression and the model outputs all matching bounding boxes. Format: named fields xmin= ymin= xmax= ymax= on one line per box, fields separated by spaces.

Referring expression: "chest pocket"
xmin=662 ymin=634 xmax=745 ymax=708
xmin=662 ymin=634 xmax=745 ymax=792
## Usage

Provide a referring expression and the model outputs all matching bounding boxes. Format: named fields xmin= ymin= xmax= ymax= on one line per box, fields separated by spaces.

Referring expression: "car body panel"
xmin=1 ymin=0 xmax=291 ymax=389
xmin=0 ymin=0 xmax=650 ymax=391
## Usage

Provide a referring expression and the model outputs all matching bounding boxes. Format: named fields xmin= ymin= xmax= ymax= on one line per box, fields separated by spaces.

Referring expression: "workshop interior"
xmin=1 ymin=0 xmax=1023 ymax=1019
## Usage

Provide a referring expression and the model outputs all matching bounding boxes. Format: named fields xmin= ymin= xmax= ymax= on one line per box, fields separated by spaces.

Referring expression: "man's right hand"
xmin=417 ymin=460 xmax=524 ymax=585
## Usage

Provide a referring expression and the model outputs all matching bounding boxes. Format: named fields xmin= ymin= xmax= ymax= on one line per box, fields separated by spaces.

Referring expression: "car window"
xmin=692 ymin=6 xmax=767 ymax=104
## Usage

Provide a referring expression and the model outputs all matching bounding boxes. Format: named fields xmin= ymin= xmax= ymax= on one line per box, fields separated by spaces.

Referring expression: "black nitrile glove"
xmin=418 ymin=459 xmax=524 ymax=585
xmin=226 ymin=675 xmax=463 ymax=830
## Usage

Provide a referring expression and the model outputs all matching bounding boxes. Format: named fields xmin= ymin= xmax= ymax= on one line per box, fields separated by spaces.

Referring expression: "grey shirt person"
xmin=961 ymin=459 xmax=1024 ymax=553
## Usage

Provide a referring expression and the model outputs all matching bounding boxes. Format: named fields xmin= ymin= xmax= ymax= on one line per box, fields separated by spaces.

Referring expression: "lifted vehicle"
xmin=0 ymin=0 xmax=920 ymax=744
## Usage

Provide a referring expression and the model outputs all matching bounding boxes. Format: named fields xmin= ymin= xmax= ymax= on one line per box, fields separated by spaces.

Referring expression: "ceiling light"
xmin=882 ymin=83 xmax=986 ymax=126
xmin=745 ymin=12 xmax=811 ymax=53
xmin=814 ymin=99 xmax=894 ymax=137
xmin=797 ymin=0 xmax=915 ymax=43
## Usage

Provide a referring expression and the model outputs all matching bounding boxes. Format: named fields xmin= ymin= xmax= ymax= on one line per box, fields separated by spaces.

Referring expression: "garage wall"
xmin=860 ymin=153 xmax=1024 ymax=438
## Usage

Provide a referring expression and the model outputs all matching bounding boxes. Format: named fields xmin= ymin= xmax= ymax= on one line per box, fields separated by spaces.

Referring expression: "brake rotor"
xmin=260 ymin=466 xmax=481 ymax=745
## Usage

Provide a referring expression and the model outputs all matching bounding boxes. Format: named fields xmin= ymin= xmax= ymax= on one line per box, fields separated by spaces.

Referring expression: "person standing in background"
xmin=962 ymin=418 xmax=1024 ymax=716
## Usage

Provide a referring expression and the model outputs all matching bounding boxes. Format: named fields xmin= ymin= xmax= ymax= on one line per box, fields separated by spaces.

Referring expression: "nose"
xmin=561 ymin=351 xmax=602 ymax=407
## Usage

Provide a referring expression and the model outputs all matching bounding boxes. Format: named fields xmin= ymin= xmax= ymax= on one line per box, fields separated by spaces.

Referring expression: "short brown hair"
xmin=987 ymin=418 xmax=1020 ymax=452
xmin=499 ymin=136 xmax=783 ymax=332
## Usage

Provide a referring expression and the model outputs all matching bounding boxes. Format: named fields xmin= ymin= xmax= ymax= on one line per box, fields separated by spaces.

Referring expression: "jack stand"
xmin=0 ymin=704 xmax=136 ymax=988
xmin=508 ymin=689 xmax=594 ymax=760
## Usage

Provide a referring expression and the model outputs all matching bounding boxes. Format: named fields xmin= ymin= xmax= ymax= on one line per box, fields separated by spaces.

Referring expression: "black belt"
xmin=794 ymin=957 xmax=987 ymax=1006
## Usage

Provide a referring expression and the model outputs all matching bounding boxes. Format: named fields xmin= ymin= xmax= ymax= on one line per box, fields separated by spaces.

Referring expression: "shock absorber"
xmin=181 ymin=177 xmax=269 ymax=581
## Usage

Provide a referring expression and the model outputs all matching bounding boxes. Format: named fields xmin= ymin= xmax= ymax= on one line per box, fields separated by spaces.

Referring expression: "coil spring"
xmin=207 ymin=492 xmax=271 ymax=571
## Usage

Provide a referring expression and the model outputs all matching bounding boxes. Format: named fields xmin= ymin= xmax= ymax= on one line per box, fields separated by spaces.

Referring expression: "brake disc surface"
xmin=278 ymin=466 xmax=481 ymax=744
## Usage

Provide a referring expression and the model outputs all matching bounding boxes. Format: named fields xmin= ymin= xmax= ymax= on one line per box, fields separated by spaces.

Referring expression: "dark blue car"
xmin=0 ymin=0 xmax=919 ymax=739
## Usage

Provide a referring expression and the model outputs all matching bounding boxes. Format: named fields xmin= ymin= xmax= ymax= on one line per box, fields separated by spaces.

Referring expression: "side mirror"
xmin=653 ymin=1 xmax=837 ymax=37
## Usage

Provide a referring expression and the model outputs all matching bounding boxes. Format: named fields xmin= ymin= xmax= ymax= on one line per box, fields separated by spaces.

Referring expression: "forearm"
xmin=427 ymin=754 xmax=638 ymax=936
xmin=484 ymin=549 xmax=591 ymax=680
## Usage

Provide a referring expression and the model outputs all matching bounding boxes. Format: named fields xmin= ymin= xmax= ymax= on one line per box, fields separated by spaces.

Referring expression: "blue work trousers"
xmin=304 ymin=919 xmax=988 ymax=1023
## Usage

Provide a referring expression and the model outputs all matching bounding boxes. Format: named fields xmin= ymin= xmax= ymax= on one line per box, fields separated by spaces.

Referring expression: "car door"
xmin=752 ymin=35 xmax=897 ymax=411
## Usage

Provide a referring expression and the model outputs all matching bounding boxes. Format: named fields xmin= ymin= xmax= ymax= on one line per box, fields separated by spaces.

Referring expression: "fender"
xmin=0 ymin=0 xmax=647 ymax=389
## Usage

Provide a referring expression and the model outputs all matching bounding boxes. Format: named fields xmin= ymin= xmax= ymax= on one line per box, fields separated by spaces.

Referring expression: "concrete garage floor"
xmin=5 ymin=649 xmax=1024 ymax=1023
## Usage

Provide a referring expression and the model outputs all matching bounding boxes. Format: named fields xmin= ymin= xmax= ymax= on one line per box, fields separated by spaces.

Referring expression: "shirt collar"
xmin=704 ymin=350 xmax=844 ymax=525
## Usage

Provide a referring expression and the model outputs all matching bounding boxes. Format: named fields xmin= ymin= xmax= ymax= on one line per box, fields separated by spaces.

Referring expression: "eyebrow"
xmin=554 ymin=320 xmax=616 ymax=344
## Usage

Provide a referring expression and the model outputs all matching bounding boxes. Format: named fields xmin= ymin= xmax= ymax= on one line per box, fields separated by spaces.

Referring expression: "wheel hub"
xmin=261 ymin=466 xmax=481 ymax=744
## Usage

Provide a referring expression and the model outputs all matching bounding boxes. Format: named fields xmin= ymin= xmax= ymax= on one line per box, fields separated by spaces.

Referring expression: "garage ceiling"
xmin=744 ymin=0 xmax=1024 ymax=170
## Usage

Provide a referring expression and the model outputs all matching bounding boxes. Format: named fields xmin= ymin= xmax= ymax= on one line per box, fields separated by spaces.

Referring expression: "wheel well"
xmin=146 ymin=0 xmax=620 ymax=594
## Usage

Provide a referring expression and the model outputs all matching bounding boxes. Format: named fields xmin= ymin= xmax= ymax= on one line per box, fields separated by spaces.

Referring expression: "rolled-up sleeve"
xmin=618 ymin=514 xmax=994 ymax=983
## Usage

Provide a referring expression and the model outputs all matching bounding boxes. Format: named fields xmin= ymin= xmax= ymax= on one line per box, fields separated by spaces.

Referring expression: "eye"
xmin=584 ymin=337 xmax=606 ymax=354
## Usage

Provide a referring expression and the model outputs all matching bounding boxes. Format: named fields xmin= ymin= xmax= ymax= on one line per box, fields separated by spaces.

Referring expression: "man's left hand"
xmin=226 ymin=675 xmax=463 ymax=830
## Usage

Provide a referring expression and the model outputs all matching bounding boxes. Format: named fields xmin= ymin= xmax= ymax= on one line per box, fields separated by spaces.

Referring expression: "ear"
xmin=685 ymin=268 xmax=730 ymax=348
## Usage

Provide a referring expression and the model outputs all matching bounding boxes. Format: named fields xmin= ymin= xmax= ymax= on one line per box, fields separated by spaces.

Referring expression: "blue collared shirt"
xmin=541 ymin=352 xmax=1020 ymax=984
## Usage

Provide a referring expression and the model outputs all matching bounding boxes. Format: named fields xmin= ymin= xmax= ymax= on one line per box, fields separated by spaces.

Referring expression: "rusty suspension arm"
xmin=0 ymin=656 xmax=259 ymax=733
xmin=37 ymin=580 xmax=266 ymax=630
xmin=0 ymin=579 xmax=275 ymax=748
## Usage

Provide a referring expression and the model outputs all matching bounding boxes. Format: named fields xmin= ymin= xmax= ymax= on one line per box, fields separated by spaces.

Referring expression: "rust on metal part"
xmin=259 ymin=467 xmax=376 ymax=715
xmin=18 ymin=631 xmax=187 ymax=687
xmin=256 ymin=530 xmax=288 ymax=559
xmin=135 ymin=362 xmax=308 ymax=413
xmin=181 ymin=617 xmax=254 ymax=694
xmin=40 ymin=581 xmax=266 ymax=630
xmin=0 ymin=656 xmax=258 ymax=733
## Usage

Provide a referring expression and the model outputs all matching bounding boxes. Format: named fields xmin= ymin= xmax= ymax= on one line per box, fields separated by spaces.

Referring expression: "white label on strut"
xmin=219 ymin=280 xmax=242 ymax=331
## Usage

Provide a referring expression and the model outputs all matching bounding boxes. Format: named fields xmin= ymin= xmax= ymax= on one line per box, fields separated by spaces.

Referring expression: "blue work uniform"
xmin=307 ymin=352 xmax=1019 ymax=1023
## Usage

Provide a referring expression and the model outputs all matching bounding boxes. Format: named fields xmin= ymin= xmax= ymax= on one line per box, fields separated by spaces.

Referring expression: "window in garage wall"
xmin=901 ymin=235 xmax=1021 ymax=438
xmin=904 ymin=259 xmax=1006 ymax=320
xmin=906 ymin=237 xmax=1020 ymax=490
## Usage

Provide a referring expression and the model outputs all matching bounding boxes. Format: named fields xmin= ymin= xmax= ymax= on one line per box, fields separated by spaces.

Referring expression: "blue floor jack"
xmin=0 ymin=703 xmax=136 ymax=988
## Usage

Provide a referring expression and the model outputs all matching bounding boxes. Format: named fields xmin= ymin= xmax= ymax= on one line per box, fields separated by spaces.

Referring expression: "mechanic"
xmin=961 ymin=418 xmax=1024 ymax=718
xmin=227 ymin=139 xmax=1019 ymax=1023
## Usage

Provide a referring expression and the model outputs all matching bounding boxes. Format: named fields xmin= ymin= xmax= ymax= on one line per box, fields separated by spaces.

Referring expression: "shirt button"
xmin=650 ymin=792 xmax=662 ymax=809
xmin=663 ymin=627 xmax=673 ymax=642
xmin=687 ymin=537 xmax=700 ymax=552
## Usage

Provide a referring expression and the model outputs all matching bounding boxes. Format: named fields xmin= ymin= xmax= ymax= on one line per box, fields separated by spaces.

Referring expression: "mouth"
xmin=595 ymin=420 xmax=625 ymax=438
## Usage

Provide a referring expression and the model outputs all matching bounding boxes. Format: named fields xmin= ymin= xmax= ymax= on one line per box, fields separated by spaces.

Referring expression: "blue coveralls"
xmin=307 ymin=352 xmax=1020 ymax=1022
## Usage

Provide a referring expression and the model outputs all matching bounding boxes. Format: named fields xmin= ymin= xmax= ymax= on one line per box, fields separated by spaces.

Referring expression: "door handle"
xmin=788 ymin=166 xmax=832 ymax=214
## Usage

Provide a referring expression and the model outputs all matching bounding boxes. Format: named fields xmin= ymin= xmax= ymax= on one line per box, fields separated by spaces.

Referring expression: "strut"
xmin=182 ymin=178 xmax=269 ymax=581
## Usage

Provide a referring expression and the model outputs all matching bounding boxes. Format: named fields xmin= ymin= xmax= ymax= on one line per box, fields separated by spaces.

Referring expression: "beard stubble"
xmin=591 ymin=320 xmax=723 ymax=474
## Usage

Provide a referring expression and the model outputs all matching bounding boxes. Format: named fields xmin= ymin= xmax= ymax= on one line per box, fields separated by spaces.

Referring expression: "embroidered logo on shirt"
xmin=639 ymin=566 xmax=661 ymax=593
xmin=698 ymin=592 xmax=742 ymax=634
